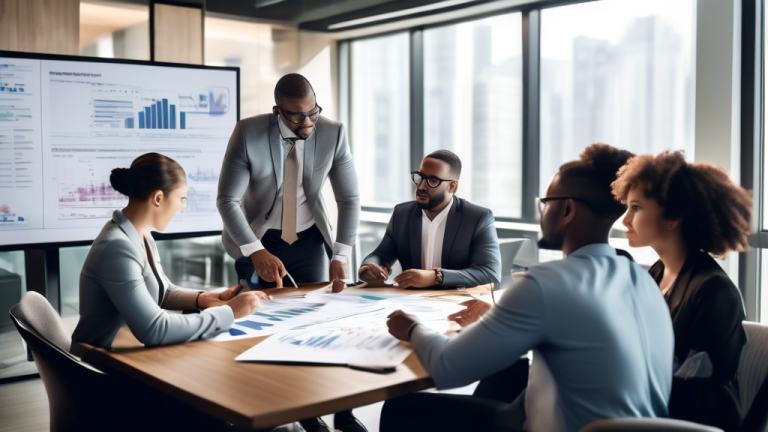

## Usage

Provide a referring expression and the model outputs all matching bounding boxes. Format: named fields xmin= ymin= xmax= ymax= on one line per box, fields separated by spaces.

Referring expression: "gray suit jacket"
xmin=217 ymin=113 xmax=360 ymax=259
xmin=71 ymin=210 xmax=234 ymax=350
xmin=361 ymin=197 xmax=502 ymax=288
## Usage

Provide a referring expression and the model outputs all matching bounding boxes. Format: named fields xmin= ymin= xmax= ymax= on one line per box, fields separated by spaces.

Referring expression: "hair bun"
xmin=110 ymin=168 xmax=133 ymax=197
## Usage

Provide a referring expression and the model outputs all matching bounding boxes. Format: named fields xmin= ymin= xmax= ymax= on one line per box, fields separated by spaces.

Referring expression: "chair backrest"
xmin=738 ymin=321 xmax=768 ymax=432
xmin=9 ymin=295 xmax=232 ymax=432
xmin=15 ymin=291 xmax=71 ymax=352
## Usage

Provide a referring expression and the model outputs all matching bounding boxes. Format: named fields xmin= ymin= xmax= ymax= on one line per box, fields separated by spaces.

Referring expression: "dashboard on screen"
xmin=0 ymin=52 xmax=239 ymax=247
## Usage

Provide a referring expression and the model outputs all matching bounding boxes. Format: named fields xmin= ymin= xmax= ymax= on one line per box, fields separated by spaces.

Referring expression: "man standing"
xmin=358 ymin=150 xmax=501 ymax=289
xmin=218 ymin=74 xmax=359 ymax=292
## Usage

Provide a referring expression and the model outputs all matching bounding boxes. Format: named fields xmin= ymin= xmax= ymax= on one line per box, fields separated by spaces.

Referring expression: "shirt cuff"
xmin=332 ymin=242 xmax=352 ymax=263
xmin=239 ymin=239 xmax=265 ymax=257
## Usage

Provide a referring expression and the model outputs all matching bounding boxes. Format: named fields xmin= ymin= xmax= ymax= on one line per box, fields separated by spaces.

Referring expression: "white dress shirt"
xmin=420 ymin=198 xmax=453 ymax=270
xmin=238 ymin=117 xmax=351 ymax=263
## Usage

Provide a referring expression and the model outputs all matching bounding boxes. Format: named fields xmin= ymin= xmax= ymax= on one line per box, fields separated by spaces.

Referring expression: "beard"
xmin=537 ymin=235 xmax=562 ymax=251
xmin=416 ymin=190 xmax=445 ymax=210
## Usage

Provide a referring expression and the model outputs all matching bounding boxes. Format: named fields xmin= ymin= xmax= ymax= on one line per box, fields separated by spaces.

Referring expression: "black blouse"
xmin=649 ymin=250 xmax=747 ymax=431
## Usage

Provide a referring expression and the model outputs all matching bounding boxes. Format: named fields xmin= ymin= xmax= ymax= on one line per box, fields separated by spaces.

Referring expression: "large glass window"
xmin=539 ymin=0 xmax=696 ymax=192
xmin=350 ymin=33 xmax=411 ymax=207
xmin=0 ymin=251 xmax=35 ymax=379
xmin=423 ymin=13 xmax=524 ymax=218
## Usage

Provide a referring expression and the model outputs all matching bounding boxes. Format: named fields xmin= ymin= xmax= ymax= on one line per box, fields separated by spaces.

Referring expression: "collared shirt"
xmin=420 ymin=197 xmax=453 ymax=270
xmin=410 ymin=243 xmax=674 ymax=432
xmin=238 ymin=117 xmax=351 ymax=262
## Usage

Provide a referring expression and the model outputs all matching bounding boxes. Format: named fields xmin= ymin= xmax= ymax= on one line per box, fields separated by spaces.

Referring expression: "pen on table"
xmin=284 ymin=271 xmax=298 ymax=288
xmin=348 ymin=363 xmax=396 ymax=373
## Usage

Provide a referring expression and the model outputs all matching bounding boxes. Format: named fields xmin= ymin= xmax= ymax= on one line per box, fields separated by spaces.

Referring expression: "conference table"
xmin=75 ymin=283 xmax=489 ymax=430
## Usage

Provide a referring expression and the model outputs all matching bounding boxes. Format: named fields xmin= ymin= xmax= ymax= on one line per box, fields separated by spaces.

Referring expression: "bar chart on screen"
xmin=39 ymin=59 xmax=236 ymax=233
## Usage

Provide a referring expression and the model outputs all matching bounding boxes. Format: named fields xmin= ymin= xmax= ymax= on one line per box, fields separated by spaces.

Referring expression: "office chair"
xmin=738 ymin=321 xmax=768 ymax=432
xmin=9 ymin=291 xmax=231 ymax=432
xmin=579 ymin=418 xmax=723 ymax=432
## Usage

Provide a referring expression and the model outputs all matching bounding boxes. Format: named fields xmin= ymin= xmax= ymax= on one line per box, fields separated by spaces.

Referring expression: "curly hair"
xmin=611 ymin=150 xmax=752 ymax=257
xmin=559 ymin=143 xmax=635 ymax=219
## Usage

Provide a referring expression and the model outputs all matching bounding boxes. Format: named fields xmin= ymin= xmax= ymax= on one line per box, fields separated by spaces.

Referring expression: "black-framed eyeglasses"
xmin=536 ymin=196 xmax=595 ymax=213
xmin=278 ymin=105 xmax=322 ymax=124
xmin=411 ymin=171 xmax=457 ymax=188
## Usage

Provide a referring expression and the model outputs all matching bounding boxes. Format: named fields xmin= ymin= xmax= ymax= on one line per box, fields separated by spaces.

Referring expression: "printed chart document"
xmin=232 ymin=293 xmax=466 ymax=369
xmin=212 ymin=298 xmax=384 ymax=341
xmin=236 ymin=326 xmax=413 ymax=370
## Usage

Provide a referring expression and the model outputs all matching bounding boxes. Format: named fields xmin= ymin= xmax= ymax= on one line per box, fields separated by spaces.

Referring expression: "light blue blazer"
xmin=71 ymin=210 xmax=234 ymax=349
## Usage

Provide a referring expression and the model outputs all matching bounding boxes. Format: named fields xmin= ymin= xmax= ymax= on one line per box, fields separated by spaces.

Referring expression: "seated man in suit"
xmin=358 ymin=150 xmax=501 ymax=289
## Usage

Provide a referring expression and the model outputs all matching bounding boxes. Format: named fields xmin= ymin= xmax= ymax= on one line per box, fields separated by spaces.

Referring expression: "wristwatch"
xmin=434 ymin=268 xmax=443 ymax=286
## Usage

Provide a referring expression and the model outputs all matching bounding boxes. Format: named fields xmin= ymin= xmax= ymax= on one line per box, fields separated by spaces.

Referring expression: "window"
xmin=350 ymin=33 xmax=411 ymax=206
xmin=539 ymin=0 xmax=696 ymax=193
xmin=0 ymin=251 xmax=36 ymax=379
xmin=423 ymin=13 xmax=524 ymax=218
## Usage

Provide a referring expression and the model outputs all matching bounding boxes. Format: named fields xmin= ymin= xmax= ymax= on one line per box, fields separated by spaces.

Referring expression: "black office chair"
xmin=9 ymin=291 xmax=233 ymax=432
xmin=738 ymin=321 xmax=768 ymax=432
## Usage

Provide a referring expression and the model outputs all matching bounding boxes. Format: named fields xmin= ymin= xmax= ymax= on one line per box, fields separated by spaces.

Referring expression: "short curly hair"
xmin=611 ymin=150 xmax=752 ymax=257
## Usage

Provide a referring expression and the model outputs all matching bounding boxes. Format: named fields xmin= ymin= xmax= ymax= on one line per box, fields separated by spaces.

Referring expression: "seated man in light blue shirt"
xmin=383 ymin=144 xmax=674 ymax=432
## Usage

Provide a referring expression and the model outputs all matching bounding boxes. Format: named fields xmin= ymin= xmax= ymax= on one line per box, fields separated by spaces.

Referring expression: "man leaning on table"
xmin=216 ymin=74 xmax=364 ymax=432
xmin=217 ymin=73 xmax=359 ymax=294
xmin=358 ymin=150 xmax=501 ymax=289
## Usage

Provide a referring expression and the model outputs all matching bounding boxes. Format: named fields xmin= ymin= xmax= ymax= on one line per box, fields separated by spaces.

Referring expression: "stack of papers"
xmin=227 ymin=292 xmax=466 ymax=371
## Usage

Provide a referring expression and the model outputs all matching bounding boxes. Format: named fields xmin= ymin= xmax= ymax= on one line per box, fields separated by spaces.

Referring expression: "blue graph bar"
xmin=162 ymin=99 xmax=169 ymax=129
xmin=238 ymin=320 xmax=274 ymax=331
xmin=170 ymin=105 xmax=176 ymax=129
xmin=138 ymin=112 xmax=145 ymax=129
xmin=155 ymin=101 xmax=162 ymax=128
xmin=144 ymin=107 xmax=151 ymax=129
xmin=180 ymin=112 xmax=186 ymax=129
xmin=124 ymin=118 xmax=134 ymax=129
xmin=150 ymin=104 xmax=157 ymax=128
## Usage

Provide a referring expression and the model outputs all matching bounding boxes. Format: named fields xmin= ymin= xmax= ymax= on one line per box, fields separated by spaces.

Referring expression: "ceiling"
xmin=104 ymin=0 xmax=486 ymax=31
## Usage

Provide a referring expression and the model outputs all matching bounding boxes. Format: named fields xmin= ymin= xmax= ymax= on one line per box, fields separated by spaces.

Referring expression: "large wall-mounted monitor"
xmin=0 ymin=51 xmax=239 ymax=248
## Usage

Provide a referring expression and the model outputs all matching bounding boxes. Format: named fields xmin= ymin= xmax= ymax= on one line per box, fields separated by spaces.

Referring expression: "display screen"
xmin=0 ymin=52 xmax=238 ymax=246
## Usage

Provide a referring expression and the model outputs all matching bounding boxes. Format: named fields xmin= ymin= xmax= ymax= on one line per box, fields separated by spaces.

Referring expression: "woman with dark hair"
xmin=612 ymin=150 xmax=752 ymax=431
xmin=72 ymin=153 xmax=263 ymax=349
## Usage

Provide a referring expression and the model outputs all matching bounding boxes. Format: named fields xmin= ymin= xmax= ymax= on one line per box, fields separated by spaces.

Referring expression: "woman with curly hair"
xmin=611 ymin=150 xmax=752 ymax=431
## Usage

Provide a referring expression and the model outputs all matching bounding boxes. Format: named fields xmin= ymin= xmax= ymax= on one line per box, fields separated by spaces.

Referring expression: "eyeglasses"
xmin=278 ymin=105 xmax=322 ymax=124
xmin=536 ymin=196 xmax=595 ymax=213
xmin=411 ymin=171 xmax=457 ymax=188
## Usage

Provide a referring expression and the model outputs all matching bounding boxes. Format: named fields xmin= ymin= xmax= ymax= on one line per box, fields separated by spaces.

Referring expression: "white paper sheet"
xmin=235 ymin=326 xmax=413 ymax=369
xmin=212 ymin=298 xmax=384 ymax=341
xmin=233 ymin=293 xmax=467 ymax=368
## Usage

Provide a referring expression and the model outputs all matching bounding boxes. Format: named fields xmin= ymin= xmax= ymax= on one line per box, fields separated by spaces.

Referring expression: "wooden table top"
xmin=76 ymin=283 xmax=489 ymax=429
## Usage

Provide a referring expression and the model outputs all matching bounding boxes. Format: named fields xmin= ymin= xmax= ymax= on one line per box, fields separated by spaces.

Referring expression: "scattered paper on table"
xmin=236 ymin=326 xmax=413 ymax=369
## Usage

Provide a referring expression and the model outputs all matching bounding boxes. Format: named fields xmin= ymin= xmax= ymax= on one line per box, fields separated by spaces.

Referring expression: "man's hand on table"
xmin=387 ymin=310 xmax=420 ymax=341
xmin=251 ymin=249 xmax=286 ymax=288
xmin=393 ymin=269 xmax=436 ymax=289
xmin=329 ymin=259 xmax=347 ymax=293
xmin=447 ymin=299 xmax=492 ymax=327
xmin=359 ymin=263 xmax=389 ymax=283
